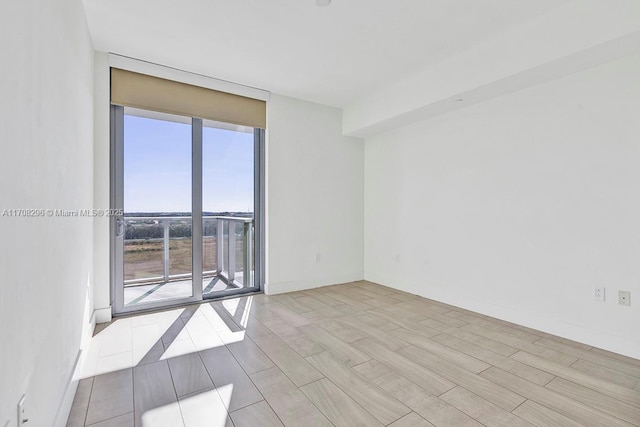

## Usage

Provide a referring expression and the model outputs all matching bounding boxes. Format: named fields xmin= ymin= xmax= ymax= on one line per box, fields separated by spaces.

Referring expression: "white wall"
xmin=0 ymin=0 xmax=95 ymax=426
xmin=364 ymin=53 xmax=640 ymax=359
xmin=266 ymin=94 xmax=364 ymax=294
xmin=92 ymin=52 xmax=112 ymax=324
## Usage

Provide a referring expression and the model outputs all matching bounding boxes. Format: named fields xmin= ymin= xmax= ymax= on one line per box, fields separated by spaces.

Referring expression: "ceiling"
xmin=83 ymin=0 xmax=568 ymax=107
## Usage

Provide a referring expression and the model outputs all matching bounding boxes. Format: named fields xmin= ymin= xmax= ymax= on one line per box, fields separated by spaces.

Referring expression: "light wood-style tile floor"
xmin=67 ymin=281 xmax=640 ymax=427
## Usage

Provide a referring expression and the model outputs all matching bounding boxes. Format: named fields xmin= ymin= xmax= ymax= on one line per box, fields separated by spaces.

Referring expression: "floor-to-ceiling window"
xmin=110 ymin=69 xmax=265 ymax=315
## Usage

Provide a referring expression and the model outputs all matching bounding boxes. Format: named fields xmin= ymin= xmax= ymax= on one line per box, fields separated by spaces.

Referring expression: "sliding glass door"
xmin=202 ymin=120 xmax=257 ymax=295
xmin=111 ymin=106 xmax=263 ymax=315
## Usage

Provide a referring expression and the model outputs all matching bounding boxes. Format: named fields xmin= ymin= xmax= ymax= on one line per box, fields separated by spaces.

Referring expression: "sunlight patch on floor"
xmin=139 ymin=400 xmax=183 ymax=426
xmin=222 ymin=298 xmax=240 ymax=316
xmin=80 ymin=298 xmax=251 ymax=378
xmin=179 ymin=386 xmax=233 ymax=426
xmin=239 ymin=296 xmax=253 ymax=328
xmin=217 ymin=330 xmax=246 ymax=345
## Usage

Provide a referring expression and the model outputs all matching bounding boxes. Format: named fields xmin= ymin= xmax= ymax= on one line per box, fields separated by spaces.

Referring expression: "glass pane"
xmin=203 ymin=219 xmax=218 ymax=269
xmin=234 ymin=220 xmax=254 ymax=287
xmin=124 ymin=219 xmax=164 ymax=281
xmin=122 ymin=109 xmax=193 ymax=307
xmin=169 ymin=218 xmax=192 ymax=277
xmin=202 ymin=120 xmax=255 ymax=294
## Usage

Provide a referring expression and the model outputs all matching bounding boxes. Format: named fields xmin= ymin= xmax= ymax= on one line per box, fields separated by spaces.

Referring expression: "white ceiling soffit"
xmin=83 ymin=0 xmax=565 ymax=108
xmin=343 ymin=0 xmax=640 ymax=136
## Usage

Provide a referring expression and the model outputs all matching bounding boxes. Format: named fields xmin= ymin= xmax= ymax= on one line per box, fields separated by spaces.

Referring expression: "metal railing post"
xmin=163 ymin=219 xmax=170 ymax=282
xmin=228 ymin=221 xmax=236 ymax=284
xmin=243 ymin=221 xmax=252 ymax=287
xmin=216 ymin=219 xmax=224 ymax=275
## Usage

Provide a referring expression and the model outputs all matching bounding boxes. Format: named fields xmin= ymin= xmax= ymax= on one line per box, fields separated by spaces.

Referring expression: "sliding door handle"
xmin=116 ymin=217 xmax=125 ymax=236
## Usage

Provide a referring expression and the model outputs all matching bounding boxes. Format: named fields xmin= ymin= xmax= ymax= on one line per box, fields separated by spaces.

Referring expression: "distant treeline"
xmin=125 ymin=212 xmax=252 ymax=240
xmin=125 ymin=212 xmax=252 ymax=218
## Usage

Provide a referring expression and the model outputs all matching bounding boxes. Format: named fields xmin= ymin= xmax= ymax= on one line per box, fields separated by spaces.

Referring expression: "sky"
xmin=123 ymin=114 xmax=254 ymax=213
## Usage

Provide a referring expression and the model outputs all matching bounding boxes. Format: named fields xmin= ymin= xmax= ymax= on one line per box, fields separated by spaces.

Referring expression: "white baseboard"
xmin=53 ymin=351 xmax=82 ymax=427
xmin=265 ymin=271 xmax=364 ymax=295
xmin=93 ymin=306 xmax=112 ymax=324
xmin=53 ymin=307 xmax=97 ymax=427
xmin=365 ymin=270 xmax=640 ymax=360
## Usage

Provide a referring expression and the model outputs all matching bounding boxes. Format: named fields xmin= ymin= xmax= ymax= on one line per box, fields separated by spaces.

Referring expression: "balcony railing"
xmin=123 ymin=215 xmax=254 ymax=290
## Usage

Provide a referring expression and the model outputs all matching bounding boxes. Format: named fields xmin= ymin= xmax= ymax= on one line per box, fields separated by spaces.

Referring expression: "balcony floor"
xmin=124 ymin=276 xmax=242 ymax=306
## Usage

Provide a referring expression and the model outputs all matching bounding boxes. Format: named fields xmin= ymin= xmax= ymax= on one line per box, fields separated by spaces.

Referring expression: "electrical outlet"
xmin=314 ymin=252 xmax=322 ymax=262
xmin=618 ymin=290 xmax=631 ymax=306
xmin=17 ymin=395 xmax=27 ymax=426
xmin=594 ymin=287 xmax=605 ymax=302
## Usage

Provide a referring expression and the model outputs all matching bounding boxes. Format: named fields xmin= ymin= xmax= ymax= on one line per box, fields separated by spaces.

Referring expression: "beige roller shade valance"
xmin=111 ymin=68 xmax=266 ymax=129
